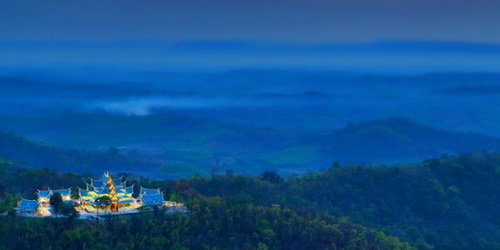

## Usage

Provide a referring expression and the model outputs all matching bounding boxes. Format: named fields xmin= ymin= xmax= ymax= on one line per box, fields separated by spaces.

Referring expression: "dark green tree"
xmin=260 ymin=171 xmax=283 ymax=184
xmin=60 ymin=202 xmax=80 ymax=227
xmin=95 ymin=196 xmax=111 ymax=219
xmin=49 ymin=192 xmax=63 ymax=219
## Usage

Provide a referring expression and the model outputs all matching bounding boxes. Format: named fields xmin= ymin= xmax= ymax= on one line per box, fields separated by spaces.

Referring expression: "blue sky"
xmin=2 ymin=0 xmax=500 ymax=43
xmin=1 ymin=0 xmax=500 ymax=72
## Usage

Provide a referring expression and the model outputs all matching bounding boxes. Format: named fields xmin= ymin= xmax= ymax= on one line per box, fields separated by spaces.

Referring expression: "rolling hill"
xmin=0 ymin=130 xmax=159 ymax=174
xmin=325 ymin=117 xmax=500 ymax=164
xmin=1 ymin=114 xmax=499 ymax=176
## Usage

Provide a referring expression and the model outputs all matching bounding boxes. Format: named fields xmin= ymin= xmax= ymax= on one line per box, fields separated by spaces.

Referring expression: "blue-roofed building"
xmin=91 ymin=179 xmax=104 ymax=188
xmin=141 ymin=193 xmax=165 ymax=206
xmin=140 ymin=187 xmax=160 ymax=196
xmin=121 ymin=185 xmax=134 ymax=196
xmin=79 ymin=172 xmax=141 ymax=212
xmin=52 ymin=188 xmax=71 ymax=196
xmin=38 ymin=190 xmax=52 ymax=199
xmin=31 ymin=188 xmax=73 ymax=215
xmin=15 ymin=199 xmax=39 ymax=215
xmin=51 ymin=188 xmax=72 ymax=201
xmin=101 ymin=173 xmax=110 ymax=184
xmin=35 ymin=187 xmax=72 ymax=211
xmin=36 ymin=190 xmax=52 ymax=209
xmin=114 ymin=179 xmax=125 ymax=188
xmin=96 ymin=189 xmax=109 ymax=195
xmin=79 ymin=189 xmax=90 ymax=197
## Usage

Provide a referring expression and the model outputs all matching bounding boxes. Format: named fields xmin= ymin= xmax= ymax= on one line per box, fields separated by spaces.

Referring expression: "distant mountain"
xmin=0 ymin=130 xmax=160 ymax=174
xmin=207 ymin=117 xmax=500 ymax=170
xmin=324 ymin=117 xmax=500 ymax=164
xmin=1 ymin=114 xmax=499 ymax=175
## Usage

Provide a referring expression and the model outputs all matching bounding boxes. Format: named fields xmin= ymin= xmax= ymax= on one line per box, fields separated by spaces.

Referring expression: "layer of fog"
xmin=1 ymin=69 xmax=500 ymax=136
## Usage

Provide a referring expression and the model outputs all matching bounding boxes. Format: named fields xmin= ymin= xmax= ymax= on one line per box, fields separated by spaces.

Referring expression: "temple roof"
xmin=141 ymin=193 xmax=164 ymax=205
xmin=79 ymin=189 xmax=91 ymax=198
xmin=101 ymin=173 xmax=110 ymax=184
xmin=51 ymin=188 xmax=72 ymax=196
xmin=37 ymin=188 xmax=72 ymax=199
xmin=96 ymin=189 xmax=109 ymax=195
xmin=140 ymin=187 xmax=160 ymax=196
xmin=89 ymin=173 xmax=130 ymax=190
xmin=122 ymin=186 xmax=134 ymax=195
xmin=114 ymin=179 xmax=124 ymax=187
xmin=91 ymin=179 xmax=105 ymax=188
xmin=16 ymin=199 xmax=39 ymax=212
xmin=37 ymin=190 xmax=52 ymax=198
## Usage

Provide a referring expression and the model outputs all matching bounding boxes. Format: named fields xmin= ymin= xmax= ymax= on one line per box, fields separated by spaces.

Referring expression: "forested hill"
xmin=0 ymin=152 xmax=498 ymax=248
xmin=209 ymin=117 xmax=500 ymax=170
xmin=325 ymin=117 xmax=500 ymax=164
xmin=187 ymin=152 xmax=500 ymax=249
xmin=0 ymin=161 xmax=412 ymax=249
xmin=0 ymin=130 xmax=159 ymax=173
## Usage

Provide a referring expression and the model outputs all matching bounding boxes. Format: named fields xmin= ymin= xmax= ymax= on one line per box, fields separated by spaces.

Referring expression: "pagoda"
xmin=79 ymin=172 xmax=137 ymax=212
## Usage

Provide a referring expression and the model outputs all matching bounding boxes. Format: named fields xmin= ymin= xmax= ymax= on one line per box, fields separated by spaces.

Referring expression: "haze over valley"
xmin=1 ymin=69 xmax=500 ymax=178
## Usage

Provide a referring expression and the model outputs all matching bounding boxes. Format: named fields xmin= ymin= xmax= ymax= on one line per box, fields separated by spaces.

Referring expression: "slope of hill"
xmin=325 ymin=117 xmax=500 ymax=164
xmin=207 ymin=117 xmax=500 ymax=171
xmin=0 ymin=130 xmax=159 ymax=174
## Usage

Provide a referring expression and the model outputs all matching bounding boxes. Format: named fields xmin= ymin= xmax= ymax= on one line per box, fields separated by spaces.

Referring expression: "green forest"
xmin=0 ymin=152 xmax=498 ymax=249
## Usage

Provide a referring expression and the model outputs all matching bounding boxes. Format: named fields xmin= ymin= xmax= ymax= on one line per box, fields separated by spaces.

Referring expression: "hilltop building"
xmin=139 ymin=187 xmax=165 ymax=206
xmin=15 ymin=172 xmax=186 ymax=218
xmin=79 ymin=172 xmax=137 ymax=212
xmin=15 ymin=188 xmax=72 ymax=216
xmin=15 ymin=199 xmax=40 ymax=215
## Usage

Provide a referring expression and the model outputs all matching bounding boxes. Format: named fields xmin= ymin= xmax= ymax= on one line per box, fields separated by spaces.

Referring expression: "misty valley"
xmin=1 ymin=70 xmax=500 ymax=177
xmin=0 ymin=69 xmax=499 ymax=249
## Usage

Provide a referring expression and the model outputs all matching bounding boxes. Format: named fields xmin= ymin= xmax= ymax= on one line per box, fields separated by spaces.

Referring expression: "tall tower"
xmin=107 ymin=174 xmax=119 ymax=212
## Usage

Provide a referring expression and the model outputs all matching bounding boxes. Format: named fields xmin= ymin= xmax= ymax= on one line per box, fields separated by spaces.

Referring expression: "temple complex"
xmin=15 ymin=172 xmax=186 ymax=218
